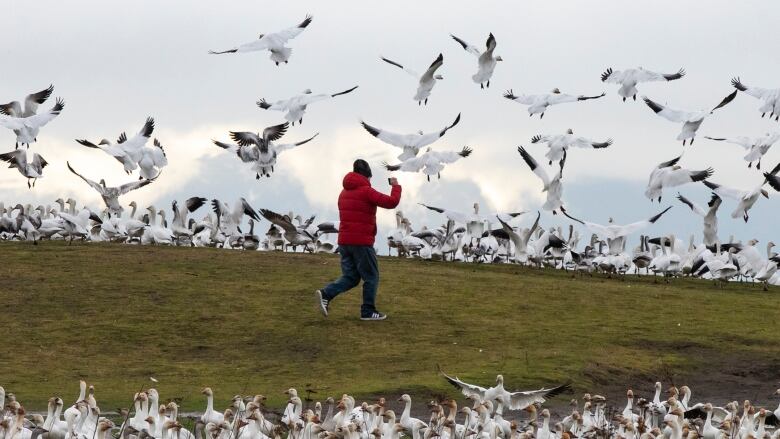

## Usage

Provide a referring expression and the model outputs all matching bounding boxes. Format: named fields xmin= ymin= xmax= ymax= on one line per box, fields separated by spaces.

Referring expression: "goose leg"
xmin=757 ymin=159 xmax=762 ymax=170
xmin=682 ymin=139 xmax=686 ymax=146
xmin=540 ymin=112 xmax=545 ymax=119
xmin=425 ymin=98 xmax=428 ymax=105
xmin=427 ymin=174 xmax=430 ymax=182
xmin=633 ymin=94 xmax=637 ymax=101
xmin=762 ymin=113 xmax=766 ymax=118
xmin=486 ymin=80 xmax=490 ymax=88
xmin=623 ymin=97 xmax=626 ymax=102
xmin=690 ymin=137 xmax=695 ymax=145
xmin=480 ymin=83 xmax=484 ymax=89
xmin=748 ymin=162 xmax=753 ymax=168
xmin=299 ymin=118 xmax=303 ymax=124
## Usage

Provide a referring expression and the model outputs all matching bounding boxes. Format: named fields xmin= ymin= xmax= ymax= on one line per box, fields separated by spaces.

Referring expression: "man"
xmin=316 ymin=159 xmax=402 ymax=321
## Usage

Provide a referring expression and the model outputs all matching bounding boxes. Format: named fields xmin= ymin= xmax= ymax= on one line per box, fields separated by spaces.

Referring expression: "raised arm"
xmin=367 ymin=184 xmax=402 ymax=209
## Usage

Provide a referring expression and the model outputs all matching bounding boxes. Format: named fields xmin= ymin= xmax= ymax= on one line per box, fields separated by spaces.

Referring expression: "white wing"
xmin=704 ymin=136 xmax=754 ymax=150
xmin=643 ymin=96 xmax=695 ymax=122
xmin=451 ymin=34 xmax=481 ymax=57
xmin=265 ymin=15 xmax=312 ymax=46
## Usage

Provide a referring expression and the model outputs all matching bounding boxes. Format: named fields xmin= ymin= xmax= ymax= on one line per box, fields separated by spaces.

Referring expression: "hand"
xmin=389 ymin=177 xmax=398 ymax=186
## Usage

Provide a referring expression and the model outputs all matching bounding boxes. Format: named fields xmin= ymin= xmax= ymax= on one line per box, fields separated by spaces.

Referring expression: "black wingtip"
xmin=360 ymin=121 xmax=380 ymax=137
xmin=600 ymin=67 xmax=613 ymax=82
xmin=731 ymin=77 xmax=747 ymax=91
xmin=643 ymin=96 xmax=663 ymax=114
xmin=648 ymin=206 xmax=673 ymax=224
xmin=256 ymin=99 xmax=271 ymax=110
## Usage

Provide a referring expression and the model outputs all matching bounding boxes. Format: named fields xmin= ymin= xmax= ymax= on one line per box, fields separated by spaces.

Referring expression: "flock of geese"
xmin=3 ymin=15 xmax=780 ymax=288
xmin=3 ymin=373 xmax=780 ymax=439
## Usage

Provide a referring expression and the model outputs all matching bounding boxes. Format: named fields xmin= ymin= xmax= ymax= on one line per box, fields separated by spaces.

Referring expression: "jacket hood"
xmin=343 ymin=172 xmax=371 ymax=190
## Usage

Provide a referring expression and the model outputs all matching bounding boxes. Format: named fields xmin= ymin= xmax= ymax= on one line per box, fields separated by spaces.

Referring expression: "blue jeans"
xmin=321 ymin=245 xmax=379 ymax=316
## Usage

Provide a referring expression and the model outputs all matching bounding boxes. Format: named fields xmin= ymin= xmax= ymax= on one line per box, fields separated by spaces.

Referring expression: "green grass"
xmin=2 ymin=241 xmax=778 ymax=413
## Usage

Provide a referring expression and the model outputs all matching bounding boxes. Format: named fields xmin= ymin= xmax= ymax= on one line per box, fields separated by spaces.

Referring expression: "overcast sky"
xmin=3 ymin=0 xmax=780 ymax=251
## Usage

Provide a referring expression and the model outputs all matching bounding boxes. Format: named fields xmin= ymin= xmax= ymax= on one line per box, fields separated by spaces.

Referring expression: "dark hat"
xmin=353 ymin=159 xmax=372 ymax=178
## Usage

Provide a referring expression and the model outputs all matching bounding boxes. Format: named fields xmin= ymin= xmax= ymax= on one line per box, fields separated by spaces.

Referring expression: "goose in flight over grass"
xmin=731 ymin=77 xmax=780 ymax=121
xmin=496 ymin=211 xmax=540 ymax=264
xmin=383 ymin=146 xmax=472 ymax=181
xmin=530 ymin=129 xmax=612 ymax=166
xmin=704 ymin=132 xmax=780 ymax=169
xmin=676 ymin=192 xmax=721 ymax=247
xmin=67 ymin=161 xmax=156 ymax=215
xmin=702 ymin=163 xmax=780 ymax=222
xmin=208 ymin=15 xmax=312 ymax=65
xmin=642 ymin=90 xmax=738 ymax=145
xmin=213 ymin=122 xmax=318 ymax=178
xmin=601 ymin=67 xmax=685 ymax=102
xmin=517 ymin=146 xmax=565 ymax=214
xmin=76 ymin=117 xmax=155 ymax=175
xmin=418 ymin=201 xmax=525 ymax=237
xmin=381 ymin=53 xmax=444 ymax=105
xmin=0 ymin=149 xmax=48 ymax=188
xmin=258 ymin=209 xmax=316 ymax=251
xmin=137 ymin=138 xmax=168 ymax=180
xmin=645 ymin=155 xmax=713 ymax=202
xmin=503 ymin=88 xmax=604 ymax=119
xmin=0 ymin=92 xmax=64 ymax=149
xmin=438 ymin=366 xmax=570 ymax=411
xmin=361 ymin=113 xmax=461 ymax=161
xmin=256 ymin=86 xmax=358 ymax=126
xmin=561 ymin=205 xmax=672 ymax=255
xmin=450 ymin=32 xmax=503 ymax=89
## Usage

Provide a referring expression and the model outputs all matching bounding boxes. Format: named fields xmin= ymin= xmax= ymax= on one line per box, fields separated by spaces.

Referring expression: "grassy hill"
xmin=2 ymin=241 xmax=779 ymax=414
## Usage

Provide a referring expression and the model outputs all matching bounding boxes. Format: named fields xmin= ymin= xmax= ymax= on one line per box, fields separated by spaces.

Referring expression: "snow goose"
xmin=77 ymin=117 xmax=155 ymax=175
xmin=450 ymin=33 xmax=503 ymax=89
xmin=211 ymin=198 xmax=261 ymax=240
xmin=383 ymin=146 xmax=472 ymax=181
xmin=258 ymin=209 xmax=315 ymax=251
xmin=642 ymin=91 xmax=737 ymax=145
xmin=213 ymin=122 xmax=318 ymax=178
xmin=704 ymin=132 xmax=780 ymax=169
xmin=0 ymin=149 xmax=48 ymax=188
xmin=142 ymin=206 xmax=174 ymax=245
xmin=171 ymin=197 xmax=206 ymax=242
xmin=517 ymin=146 xmax=565 ymax=214
xmin=419 ymin=201 xmax=524 ymax=236
xmin=76 ymin=139 xmax=136 ymax=175
xmin=439 ymin=368 xmax=570 ymax=411
xmin=701 ymin=163 xmax=780 ymax=222
xmin=257 ymin=86 xmax=358 ymax=126
xmin=503 ymin=88 xmax=604 ymax=119
xmin=676 ymin=193 xmax=721 ymax=247
xmin=754 ymin=242 xmax=777 ymax=290
xmin=381 ymin=53 xmax=444 ymax=105
xmin=209 ymin=15 xmax=313 ymax=65
xmin=0 ymin=85 xmax=62 ymax=149
xmin=644 ymin=155 xmax=713 ymax=202
xmin=530 ymin=129 xmax=612 ymax=166
xmin=731 ymin=77 xmax=780 ymax=121
xmin=137 ymin=139 xmax=168 ymax=180
xmin=67 ymin=162 xmax=157 ymax=215
xmin=601 ymin=67 xmax=685 ymax=102
xmin=361 ymin=113 xmax=461 ymax=161
xmin=496 ymin=212 xmax=540 ymax=264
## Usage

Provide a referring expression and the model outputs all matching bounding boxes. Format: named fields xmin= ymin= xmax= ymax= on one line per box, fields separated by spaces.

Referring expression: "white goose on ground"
xmin=503 ymin=88 xmax=604 ymax=118
xmin=361 ymin=113 xmax=461 ymax=161
xmin=676 ymin=192 xmax=721 ymax=247
xmin=704 ymin=132 xmax=780 ymax=169
xmin=450 ymin=33 xmax=503 ymax=89
xmin=383 ymin=146 xmax=472 ymax=181
xmin=381 ymin=53 xmax=444 ymax=106
xmin=213 ymin=122 xmax=318 ymax=179
xmin=496 ymin=211 xmax=540 ymax=264
xmin=517 ymin=146 xmax=565 ymax=214
xmin=209 ymin=15 xmax=313 ymax=65
xmin=731 ymin=77 xmax=780 ymax=121
xmin=642 ymin=90 xmax=738 ymax=145
xmin=530 ymin=129 xmax=612 ymax=166
xmin=0 ymin=149 xmax=48 ymax=188
xmin=257 ymin=86 xmax=358 ymax=126
xmin=67 ymin=162 xmax=156 ymax=215
xmin=171 ymin=197 xmax=207 ymax=243
xmin=600 ymin=67 xmax=685 ymax=102
xmin=0 ymin=85 xmax=62 ymax=149
xmin=644 ymin=154 xmax=713 ymax=202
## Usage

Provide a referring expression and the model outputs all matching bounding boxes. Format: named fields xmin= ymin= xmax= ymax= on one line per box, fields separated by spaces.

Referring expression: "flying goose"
xmin=731 ymin=77 xmax=780 ymax=121
xmin=382 ymin=146 xmax=472 ymax=181
xmin=561 ymin=206 xmax=672 ymax=242
xmin=256 ymin=86 xmax=358 ymax=126
xmin=258 ymin=209 xmax=315 ymax=251
xmin=208 ymin=15 xmax=313 ymax=65
xmin=213 ymin=122 xmax=318 ymax=178
xmin=381 ymin=53 xmax=444 ymax=105
xmin=0 ymin=149 xmax=48 ymax=188
xmin=600 ymin=67 xmax=685 ymax=101
xmin=137 ymin=138 xmax=168 ymax=180
xmin=418 ymin=202 xmax=525 ymax=237
xmin=704 ymin=132 xmax=780 ymax=169
xmin=530 ymin=129 xmax=612 ymax=166
xmin=517 ymin=146 xmax=565 ymax=214
xmin=211 ymin=198 xmax=261 ymax=239
xmin=645 ymin=155 xmax=713 ymax=202
xmin=496 ymin=211 xmax=541 ymax=264
xmin=676 ymin=193 xmax=721 ymax=247
xmin=0 ymin=85 xmax=59 ymax=149
xmin=171 ymin=197 xmax=207 ymax=242
xmin=642 ymin=90 xmax=738 ymax=145
xmin=450 ymin=33 xmax=503 ymax=89
xmin=438 ymin=367 xmax=570 ymax=411
xmin=76 ymin=117 xmax=155 ymax=174
xmin=503 ymin=88 xmax=605 ymax=118
xmin=361 ymin=113 xmax=461 ymax=161
xmin=702 ymin=163 xmax=780 ymax=222
xmin=0 ymin=97 xmax=64 ymax=149
xmin=66 ymin=161 xmax=157 ymax=215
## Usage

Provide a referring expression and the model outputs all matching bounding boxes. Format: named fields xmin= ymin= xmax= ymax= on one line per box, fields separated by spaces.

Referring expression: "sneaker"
xmin=360 ymin=311 xmax=387 ymax=321
xmin=315 ymin=290 xmax=329 ymax=317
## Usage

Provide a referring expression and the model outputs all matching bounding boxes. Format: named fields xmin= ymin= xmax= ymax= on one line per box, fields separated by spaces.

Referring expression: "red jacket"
xmin=337 ymin=172 xmax=402 ymax=246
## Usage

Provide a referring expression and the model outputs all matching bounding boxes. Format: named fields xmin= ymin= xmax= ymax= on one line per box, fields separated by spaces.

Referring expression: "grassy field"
xmin=2 ymin=241 xmax=779 ymax=414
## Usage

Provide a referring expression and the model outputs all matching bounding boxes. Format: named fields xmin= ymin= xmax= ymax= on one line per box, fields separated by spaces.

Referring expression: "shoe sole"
xmin=315 ymin=290 xmax=328 ymax=317
xmin=360 ymin=315 xmax=387 ymax=321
